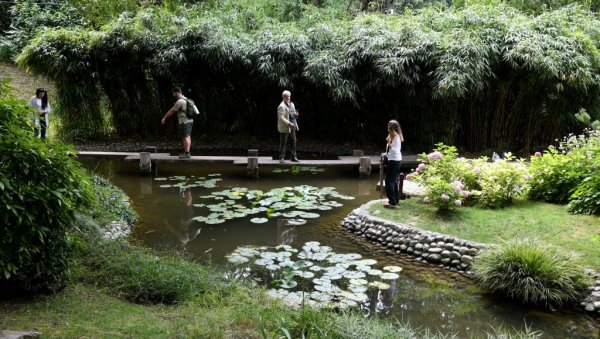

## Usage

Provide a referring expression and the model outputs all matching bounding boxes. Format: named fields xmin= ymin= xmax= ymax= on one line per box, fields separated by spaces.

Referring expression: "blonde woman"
xmin=383 ymin=120 xmax=403 ymax=208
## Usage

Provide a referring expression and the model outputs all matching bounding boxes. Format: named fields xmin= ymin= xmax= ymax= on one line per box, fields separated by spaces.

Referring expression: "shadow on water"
xmin=79 ymin=157 xmax=600 ymax=338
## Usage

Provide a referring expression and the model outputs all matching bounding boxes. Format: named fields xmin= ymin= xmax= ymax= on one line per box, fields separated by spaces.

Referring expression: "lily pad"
xmin=227 ymin=255 xmax=249 ymax=264
xmin=250 ymin=218 xmax=268 ymax=224
xmin=349 ymin=278 xmax=368 ymax=286
xmin=383 ymin=266 xmax=403 ymax=273
xmin=380 ymin=272 xmax=400 ymax=280
xmin=286 ymin=219 xmax=306 ymax=226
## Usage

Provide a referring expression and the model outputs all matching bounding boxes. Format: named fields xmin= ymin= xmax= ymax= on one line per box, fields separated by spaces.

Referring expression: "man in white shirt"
xmin=277 ymin=90 xmax=299 ymax=163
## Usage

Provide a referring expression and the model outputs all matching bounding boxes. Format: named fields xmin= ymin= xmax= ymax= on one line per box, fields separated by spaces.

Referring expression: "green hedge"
xmin=0 ymin=80 xmax=93 ymax=293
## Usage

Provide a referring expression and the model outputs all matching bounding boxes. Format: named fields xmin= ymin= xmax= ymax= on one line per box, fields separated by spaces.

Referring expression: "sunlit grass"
xmin=371 ymin=198 xmax=600 ymax=269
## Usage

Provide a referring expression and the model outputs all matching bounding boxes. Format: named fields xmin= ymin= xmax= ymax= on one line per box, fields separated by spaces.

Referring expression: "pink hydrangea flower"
xmin=455 ymin=200 xmax=462 ymax=207
xmin=549 ymin=145 xmax=555 ymax=149
xmin=405 ymin=174 xmax=412 ymax=181
xmin=473 ymin=167 xmax=481 ymax=174
xmin=524 ymin=174 xmax=533 ymax=181
xmin=441 ymin=194 xmax=449 ymax=201
xmin=534 ymin=151 xmax=542 ymax=157
xmin=417 ymin=163 xmax=426 ymax=171
xmin=427 ymin=151 xmax=443 ymax=161
xmin=462 ymin=190 xmax=470 ymax=198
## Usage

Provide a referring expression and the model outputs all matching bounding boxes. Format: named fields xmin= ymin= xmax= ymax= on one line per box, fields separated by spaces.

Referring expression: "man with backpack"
xmin=161 ymin=86 xmax=197 ymax=159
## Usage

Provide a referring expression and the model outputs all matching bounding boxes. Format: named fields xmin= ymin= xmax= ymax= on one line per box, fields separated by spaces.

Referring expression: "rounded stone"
xmin=461 ymin=255 xmax=474 ymax=263
xmin=428 ymin=247 xmax=443 ymax=254
xmin=428 ymin=254 xmax=441 ymax=263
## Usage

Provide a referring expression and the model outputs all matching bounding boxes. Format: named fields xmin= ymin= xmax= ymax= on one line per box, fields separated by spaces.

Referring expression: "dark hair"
xmin=35 ymin=88 xmax=48 ymax=110
xmin=171 ymin=86 xmax=182 ymax=94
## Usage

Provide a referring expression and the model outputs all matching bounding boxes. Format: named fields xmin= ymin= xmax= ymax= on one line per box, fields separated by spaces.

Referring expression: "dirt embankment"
xmin=0 ymin=62 xmax=55 ymax=102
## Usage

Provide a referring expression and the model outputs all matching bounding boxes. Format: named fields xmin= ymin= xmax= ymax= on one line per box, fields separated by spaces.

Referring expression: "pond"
xmin=80 ymin=157 xmax=599 ymax=338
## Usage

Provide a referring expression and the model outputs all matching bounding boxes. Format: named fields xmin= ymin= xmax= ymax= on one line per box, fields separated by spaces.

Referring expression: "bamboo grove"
xmin=16 ymin=3 xmax=600 ymax=153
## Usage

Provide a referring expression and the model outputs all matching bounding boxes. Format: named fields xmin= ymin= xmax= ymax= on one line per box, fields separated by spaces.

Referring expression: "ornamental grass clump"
xmin=472 ymin=239 xmax=590 ymax=310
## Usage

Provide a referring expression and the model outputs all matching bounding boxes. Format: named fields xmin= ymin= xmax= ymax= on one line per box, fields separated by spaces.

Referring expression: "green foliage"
xmin=410 ymin=143 xmax=530 ymax=209
xmin=15 ymin=2 xmax=600 ymax=152
xmin=472 ymin=239 xmax=590 ymax=309
xmin=75 ymin=239 xmax=217 ymax=304
xmin=528 ymin=130 xmax=599 ymax=214
xmin=454 ymin=0 xmax=600 ymax=13
xmin=0 ymin=0 xmax=87 ymax=61
xmin=472 ymin=155 xmax=529 ymax=208
xmin=87 ymin=175 xmax=137 ymax=227
xmin=0 ymin=79 xmax=93 ymax=292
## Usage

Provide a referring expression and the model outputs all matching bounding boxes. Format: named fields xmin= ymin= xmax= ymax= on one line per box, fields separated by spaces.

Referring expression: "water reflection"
xmin=162 ymin=189 xmax=202 ymax=251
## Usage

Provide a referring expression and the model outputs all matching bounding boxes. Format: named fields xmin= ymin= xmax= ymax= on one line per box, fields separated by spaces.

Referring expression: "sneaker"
xmin=291 ymin=157 xmax=300 ymax=162
xmin=383 ymin=204 xmax=396 ymax=209
xmin=279 ymin=158 xmax=285 ymax=163
xmin=179 ymin=152 xmax=191 ymax=159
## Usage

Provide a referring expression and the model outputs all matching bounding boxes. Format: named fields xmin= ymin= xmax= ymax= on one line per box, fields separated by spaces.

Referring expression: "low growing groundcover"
xmin=370 ymin=199 xmax=600 ymax=269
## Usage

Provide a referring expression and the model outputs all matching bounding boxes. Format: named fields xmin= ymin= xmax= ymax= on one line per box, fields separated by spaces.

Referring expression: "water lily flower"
xmin=534 ymin=151 xmax=542 ymax=157
xmin=455 ymin=200 xmax=462 ymax=207
xmin=441 ymin=194 xmax=449 ymax=201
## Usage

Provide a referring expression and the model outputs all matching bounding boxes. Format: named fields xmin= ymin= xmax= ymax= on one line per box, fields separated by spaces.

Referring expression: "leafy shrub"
xmin=472 ymin=239 xmax=590 ymax=309
xmin=75 ymin=239 xmax=218 ymax=304
xmin=471 ymin=155 xmax=529 ymax=208
xmin=0 ymin=80 xmax=93 ymax=292
xmin=529 ymin=129 xmax=599 ymax=214
xmin=1 ymin=0 xmax=87 ymax=61
xmin=568 ymin=172 xmax=600 ymax=214
xmin=87 ymin=175 xmax=137 ymax=227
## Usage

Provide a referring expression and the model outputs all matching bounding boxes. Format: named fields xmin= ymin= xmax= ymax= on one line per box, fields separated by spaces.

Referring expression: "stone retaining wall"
xmin=341 ymin=199 xmax=600 ymax=314
xmin=341 ymin=200 xmax=485 ymax=275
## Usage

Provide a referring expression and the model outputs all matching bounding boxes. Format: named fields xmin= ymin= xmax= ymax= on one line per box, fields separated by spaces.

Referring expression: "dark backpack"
xmin=183 ymin=98 xmax=197 ymax=119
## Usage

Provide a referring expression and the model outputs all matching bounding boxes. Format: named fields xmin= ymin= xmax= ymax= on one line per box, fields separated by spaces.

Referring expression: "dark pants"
xmin=385 ymin=160 xmax=401 ymax=205
xmin=34 ymin=114 xmax=47 ymax=140
xmin=279 ymin=128 xmax=297 ymax=159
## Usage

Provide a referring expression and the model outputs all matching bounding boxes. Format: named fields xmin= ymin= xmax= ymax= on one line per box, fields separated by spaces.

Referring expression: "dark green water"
xmin=80 ymin=158 xmax=599 ymax=338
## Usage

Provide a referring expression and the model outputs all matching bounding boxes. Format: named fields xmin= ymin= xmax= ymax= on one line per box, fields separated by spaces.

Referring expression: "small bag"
xmin=184 ymin=98 xmax=199 ymax=119
xmin=382 ymin=156 xmax=389 ymax=167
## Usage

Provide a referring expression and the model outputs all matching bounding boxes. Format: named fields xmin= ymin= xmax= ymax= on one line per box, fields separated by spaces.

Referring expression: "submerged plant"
xmin=472 ymin=239 xmax=590 ymax=310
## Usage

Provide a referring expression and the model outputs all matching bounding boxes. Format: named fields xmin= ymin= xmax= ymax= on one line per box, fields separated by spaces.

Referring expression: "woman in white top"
xmin=383 ymin=119 xmax=404 ymax=208
xmin=28 ymin=88 xmax=51 ymax=140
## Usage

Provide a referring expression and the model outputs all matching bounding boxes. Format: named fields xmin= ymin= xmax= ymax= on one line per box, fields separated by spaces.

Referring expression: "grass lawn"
xmin=0 ymin=283 xmax=424 ymax=339
xmin=371 ymin=198 xmax=600 ymax=269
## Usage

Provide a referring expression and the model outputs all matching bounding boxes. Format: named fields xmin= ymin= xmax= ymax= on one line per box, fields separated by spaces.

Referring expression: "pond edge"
xmin=340 ymin=199 xmax=600 ymax=315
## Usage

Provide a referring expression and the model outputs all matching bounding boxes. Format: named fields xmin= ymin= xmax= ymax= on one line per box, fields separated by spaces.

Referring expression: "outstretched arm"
xmin=161 ymin=106 xmax=177 ymax=124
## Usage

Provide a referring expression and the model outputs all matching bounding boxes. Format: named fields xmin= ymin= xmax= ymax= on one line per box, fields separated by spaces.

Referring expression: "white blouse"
xmin=387 ymin=135 xmax=402 ymax=161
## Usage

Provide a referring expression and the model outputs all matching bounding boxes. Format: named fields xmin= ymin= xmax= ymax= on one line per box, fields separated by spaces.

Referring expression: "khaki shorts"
xmin=179 ymin=122 xmax=193 ymax=137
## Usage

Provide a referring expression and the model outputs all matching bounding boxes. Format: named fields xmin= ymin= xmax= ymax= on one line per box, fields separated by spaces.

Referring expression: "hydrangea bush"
xmin=408 ymin=143 xmax=530 ymax=210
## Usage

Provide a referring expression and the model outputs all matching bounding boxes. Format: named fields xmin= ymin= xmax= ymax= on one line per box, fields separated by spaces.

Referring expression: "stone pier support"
xmin=139 ymin=152 xmax=152 ymax=174
xmin=359 ymin=156 xmax=371 ymax=177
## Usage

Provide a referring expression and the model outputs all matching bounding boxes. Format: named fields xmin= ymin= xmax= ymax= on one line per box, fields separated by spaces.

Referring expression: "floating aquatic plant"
xmin=226 ymin=241 xmax=402 ymax=309
xmin=159 ymin=179 xmax=354 ymax=225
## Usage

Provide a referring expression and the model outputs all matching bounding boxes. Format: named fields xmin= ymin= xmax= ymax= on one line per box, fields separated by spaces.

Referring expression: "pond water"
xmin=80 ymin=158 xmax=599 ymax=338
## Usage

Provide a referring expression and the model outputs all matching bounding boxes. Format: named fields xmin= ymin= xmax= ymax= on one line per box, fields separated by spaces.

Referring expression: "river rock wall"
xmin=341 ymin=200 xmax=484 ymax=275
xmin=341 ymin=199 xmax=600 ymax=314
